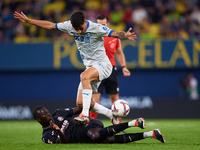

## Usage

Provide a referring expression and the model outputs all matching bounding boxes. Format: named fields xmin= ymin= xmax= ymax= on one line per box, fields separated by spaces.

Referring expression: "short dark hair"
xmin=96 ymin=14 xmax=108 ymax=22
xmin=32 ymin=106 xmax=43 ymax=120
xmin=70 ymin=11 xmax=85 ymax=29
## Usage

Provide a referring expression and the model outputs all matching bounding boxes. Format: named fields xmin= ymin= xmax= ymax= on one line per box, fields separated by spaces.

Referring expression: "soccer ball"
xmin=111 ymin=99 xmax=130 ymax=118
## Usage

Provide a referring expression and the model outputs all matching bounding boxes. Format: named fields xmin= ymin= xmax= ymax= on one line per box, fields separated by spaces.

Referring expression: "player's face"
xmin=37 ymin=107 xmax=52 ymax=124
xmin=74 ymin=20 xmax=87 ymax=35
xmin=97 ymin=18 xmax=109 ymax=27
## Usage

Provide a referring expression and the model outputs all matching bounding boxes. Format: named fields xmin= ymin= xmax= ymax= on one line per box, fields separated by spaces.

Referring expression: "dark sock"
xmin=114 ymin=133 xmax=144 ymax=143
xmin=99 ymin=123 xmax=129 ymax=139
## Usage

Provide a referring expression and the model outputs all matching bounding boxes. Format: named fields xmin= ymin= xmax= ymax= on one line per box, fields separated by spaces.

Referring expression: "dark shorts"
xmin=82 ymin=119 xmax=104 ymax=143
xmin=98 ymin=66 xmax=119 ymax=94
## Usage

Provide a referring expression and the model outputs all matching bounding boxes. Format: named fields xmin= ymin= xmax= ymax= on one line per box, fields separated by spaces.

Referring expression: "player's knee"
xmin=80 ymin=72 xmax=90 ymax=82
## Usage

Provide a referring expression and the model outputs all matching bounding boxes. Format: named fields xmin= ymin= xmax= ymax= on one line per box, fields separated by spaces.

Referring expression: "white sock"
xmin=81 ymin=89 xmax=92 ymax=117
xmin=128 ymin=119 xmax=136 ymax=127
xmin=143 ymin=131 xmax=153 ymax=138
xmin=91 ymin=102 xmax=113 ymax=119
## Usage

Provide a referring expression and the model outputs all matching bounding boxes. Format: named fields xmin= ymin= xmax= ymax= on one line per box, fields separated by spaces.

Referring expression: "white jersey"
xmin=55 ymin=20 xmax=114 ymax=67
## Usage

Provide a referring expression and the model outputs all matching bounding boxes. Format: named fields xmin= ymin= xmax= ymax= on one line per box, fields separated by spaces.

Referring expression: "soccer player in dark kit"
xmin=33 ymin=106 xmax=165 ymax=144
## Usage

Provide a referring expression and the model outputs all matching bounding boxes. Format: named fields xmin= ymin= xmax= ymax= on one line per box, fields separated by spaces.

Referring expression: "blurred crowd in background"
xmin=1 ymin=0 xmax=200 ymax=43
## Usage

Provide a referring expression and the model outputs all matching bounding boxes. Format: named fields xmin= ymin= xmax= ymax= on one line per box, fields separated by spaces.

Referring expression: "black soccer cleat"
xmin=153 ymin=129 xmax=166 ymax=143
xmin=135 ymin=118 xmax=146 ymax=129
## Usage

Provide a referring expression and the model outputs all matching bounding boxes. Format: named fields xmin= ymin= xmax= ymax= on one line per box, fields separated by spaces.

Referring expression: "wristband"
xmin=122 ymin=66 xmax=126 ymax=69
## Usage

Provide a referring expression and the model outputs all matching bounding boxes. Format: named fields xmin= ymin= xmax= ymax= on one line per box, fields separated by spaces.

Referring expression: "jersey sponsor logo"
xmin=73 ymin=36 xmax=90 ymax=43
xmin=60 ymin=120 xmax=69 ymax=133
xmin=102 ymin=26 xmax=109 ymax=32
xmin=86 ymin=33 xmax=92 ymax=37
xmin=57 ymin=116 xmax=64 ymax=121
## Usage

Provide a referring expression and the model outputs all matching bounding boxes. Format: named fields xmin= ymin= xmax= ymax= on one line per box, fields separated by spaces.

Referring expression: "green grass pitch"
xmin=0 ymin=119 xmax=199 ymax=150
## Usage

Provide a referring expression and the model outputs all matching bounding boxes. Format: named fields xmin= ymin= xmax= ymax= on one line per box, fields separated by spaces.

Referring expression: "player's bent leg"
xmin=99 ymin=118 xmax=145 ymax=138
xmin=76 ymin=67 xmax=99 ymax=123
xmin=105 ymin=130 xmax=166 ymax=143
xmin=113 ymin=133 xmax=144 ymax=143
xmin=102 ymin=133 xmax=144 ymax=143
xmin=99 ymin=123 xmax=129 ymax=139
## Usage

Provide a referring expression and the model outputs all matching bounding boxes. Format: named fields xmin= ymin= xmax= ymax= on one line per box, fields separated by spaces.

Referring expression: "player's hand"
xmin=126 ymin=28 xmax=137 ymax=41
xmin=50 ymin=120 xmax=60 ymax=131
xmin=14 ymin=11 xmax=28 ymax=23
xmin=122 ymin=67 xmax=131 ymax=77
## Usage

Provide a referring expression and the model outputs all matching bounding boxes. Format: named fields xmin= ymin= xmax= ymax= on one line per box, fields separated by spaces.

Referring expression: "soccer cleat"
xmin=153 ymin=129 xmax=166 ymax=143
xmin=111 ymin=115 xmax=119 ymax=125
xmin=73 ymin=113 xmax=90 ymax=124
xmin=135 ymin=118 xmax=146 ymax=129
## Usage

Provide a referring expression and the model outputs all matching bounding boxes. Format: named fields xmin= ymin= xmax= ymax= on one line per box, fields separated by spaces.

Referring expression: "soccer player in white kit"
xmin=14 ymin=11 xmax=137 ymax=124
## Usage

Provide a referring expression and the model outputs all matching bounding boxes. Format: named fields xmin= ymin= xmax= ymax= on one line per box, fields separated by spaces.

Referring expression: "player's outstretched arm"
xmin=14 ymin=11 xmax=56 ymax=30
xmin=110 ymin=28 xmax=137 ymax=41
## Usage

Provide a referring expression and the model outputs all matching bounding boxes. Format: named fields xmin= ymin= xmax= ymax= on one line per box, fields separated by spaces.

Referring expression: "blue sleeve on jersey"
xmin=87 ymin=20 xmax=89 ymax=29
xmin=108 ymin=30 xmax=114 ymax=37
xmin=55 ymin=23 xmax=59 ymax=30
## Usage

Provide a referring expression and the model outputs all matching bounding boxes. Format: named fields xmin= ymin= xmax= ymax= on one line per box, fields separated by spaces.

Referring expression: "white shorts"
xmin=78 ymin=60 xmax=112 ymax=93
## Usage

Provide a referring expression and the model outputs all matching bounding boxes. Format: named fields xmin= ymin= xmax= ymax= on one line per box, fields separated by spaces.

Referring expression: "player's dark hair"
xmin=32 ymin=106 xmax=43 ymax=120
xmin=96 ymin=14 xmax=108 ymax=22
xmin=70 ymin=11 xmax=85 ymax=29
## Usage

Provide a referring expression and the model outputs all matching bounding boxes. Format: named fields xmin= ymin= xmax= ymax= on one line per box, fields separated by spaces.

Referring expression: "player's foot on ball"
xmin=135 ymin=117 xmax=146 ymax=129
xmin=153 ymin=129 xmax=166 ymax=143
xmin=111 ymin=115 xmax=119 ymax=125
xmin=73 ymin=113 xmax=89 ymax=124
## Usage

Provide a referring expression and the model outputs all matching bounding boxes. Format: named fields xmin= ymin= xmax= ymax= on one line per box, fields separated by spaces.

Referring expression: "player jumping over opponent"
xmin=33 ymin=106 xmax=166 ymax=144
xmin=14 ymin=11 xmax=137 ymax=124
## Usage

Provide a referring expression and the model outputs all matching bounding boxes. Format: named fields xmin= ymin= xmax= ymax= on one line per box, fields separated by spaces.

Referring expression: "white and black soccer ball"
xmin=111 ymin=99 xmax=130 ymax=118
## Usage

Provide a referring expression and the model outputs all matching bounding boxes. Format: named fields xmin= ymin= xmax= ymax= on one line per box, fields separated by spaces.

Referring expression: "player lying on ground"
xmin=33 ymin=106 xmax=165 ymax=144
